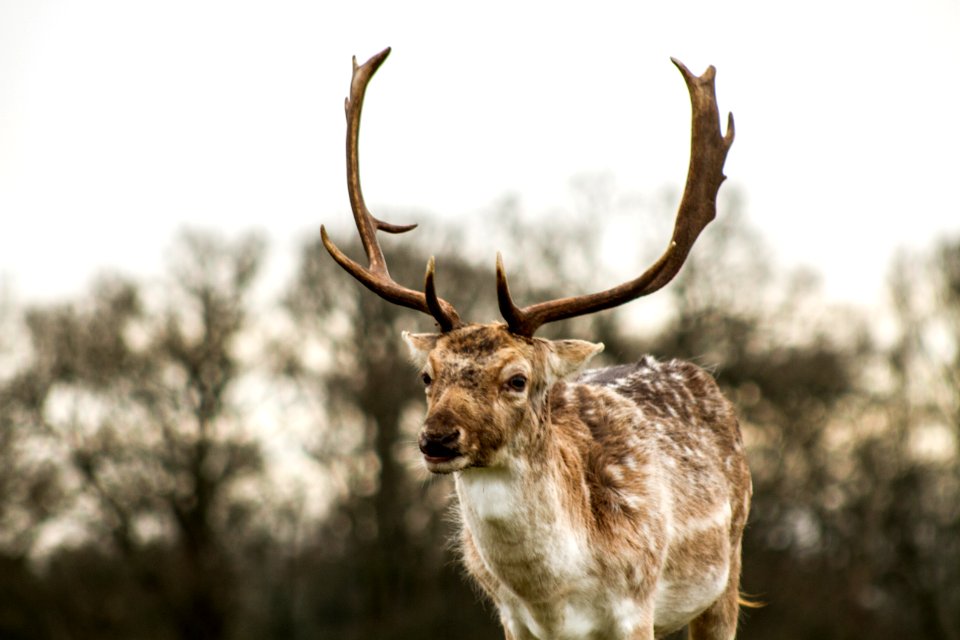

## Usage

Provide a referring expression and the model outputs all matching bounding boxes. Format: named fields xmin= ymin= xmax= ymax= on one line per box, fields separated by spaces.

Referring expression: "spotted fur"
xmin=404 ymin=324 xmax=752 ymax=640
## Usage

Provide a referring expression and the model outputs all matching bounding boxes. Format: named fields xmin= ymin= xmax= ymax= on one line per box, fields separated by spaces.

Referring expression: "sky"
xmin=1 ymin=0 xmax=958 ymax=310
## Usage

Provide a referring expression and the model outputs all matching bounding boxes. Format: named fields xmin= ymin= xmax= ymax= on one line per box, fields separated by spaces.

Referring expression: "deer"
xmin=321 ymin=47 xmax=752 ymax=640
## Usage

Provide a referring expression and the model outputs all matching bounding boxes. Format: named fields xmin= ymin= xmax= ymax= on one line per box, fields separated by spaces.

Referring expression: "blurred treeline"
xmin=1 ymin=189 xmax=958 ymax=640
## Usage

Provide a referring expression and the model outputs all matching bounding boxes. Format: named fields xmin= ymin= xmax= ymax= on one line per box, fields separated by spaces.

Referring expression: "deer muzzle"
xmin=418 ymin=408 xmax=466 ymax=472
xmin=418 ymin=428 xmax=462 ymax=463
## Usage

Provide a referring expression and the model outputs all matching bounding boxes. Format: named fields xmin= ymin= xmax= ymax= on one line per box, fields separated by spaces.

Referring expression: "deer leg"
xmin=625 ymin=604 xmax=656 ymax=640
xmin=688 ymin=555 xmax=742 ymax=640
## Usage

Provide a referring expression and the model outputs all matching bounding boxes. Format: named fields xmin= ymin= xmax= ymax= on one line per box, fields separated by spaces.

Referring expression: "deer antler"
xmin=320 ymin=47 xmax=462 ymax=332
xmin=496 ymin=58 xmax=734 ymax=337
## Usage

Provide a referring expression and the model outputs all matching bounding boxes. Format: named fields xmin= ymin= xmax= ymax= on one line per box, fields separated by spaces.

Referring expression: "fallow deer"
xmin=322 ymin=47 xmax=751 ymax=640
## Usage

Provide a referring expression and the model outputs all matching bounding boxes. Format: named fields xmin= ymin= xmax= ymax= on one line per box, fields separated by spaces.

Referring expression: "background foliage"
xmin=1 ymin=190 xmax=958 ymax=639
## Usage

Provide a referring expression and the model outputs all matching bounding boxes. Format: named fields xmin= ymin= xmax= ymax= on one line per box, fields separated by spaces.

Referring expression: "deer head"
xmin=403 ymin=324 xmax=603 ymax=473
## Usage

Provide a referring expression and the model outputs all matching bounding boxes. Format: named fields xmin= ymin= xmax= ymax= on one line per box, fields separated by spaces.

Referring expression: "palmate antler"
xmin=320 ymin=48 xmax=462 ymax=332
xmin=497 ymin=58 xmax=734 ymax=336
xmin=323 ymin=49 xmax=734 ymax=337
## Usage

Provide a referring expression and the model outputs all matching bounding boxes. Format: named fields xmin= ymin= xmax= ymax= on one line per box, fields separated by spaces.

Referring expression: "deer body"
xmin=406 ymin=325 xmax=750 ymax=639
xmin=322 ymin=48 xmax=749 ymax=638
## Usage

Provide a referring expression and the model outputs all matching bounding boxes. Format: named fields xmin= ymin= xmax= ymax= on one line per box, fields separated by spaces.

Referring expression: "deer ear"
xmin=402 ymin=331 xmax=439 ymax=367
xmin=546 ymin=339 xmax=604 ymax=381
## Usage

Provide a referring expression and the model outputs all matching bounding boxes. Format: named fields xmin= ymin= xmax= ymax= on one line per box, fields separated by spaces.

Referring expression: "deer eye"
xmin=421 ymin=372 xmax=433 ymax=387
xmin=505 ymin=374 xmax=527 ymax=392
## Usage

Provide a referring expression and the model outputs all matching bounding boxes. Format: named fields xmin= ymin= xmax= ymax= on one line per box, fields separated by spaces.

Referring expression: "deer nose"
xmin=418 ymin=429 xmax=462 ymax=460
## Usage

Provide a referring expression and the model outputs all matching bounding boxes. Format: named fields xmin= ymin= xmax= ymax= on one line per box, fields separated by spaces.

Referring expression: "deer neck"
xmin=454 ymin=415 xmax=589 ymax=599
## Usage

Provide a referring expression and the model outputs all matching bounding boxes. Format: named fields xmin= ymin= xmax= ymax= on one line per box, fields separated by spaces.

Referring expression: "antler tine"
xmin=321 ymin=47 xmax=461 ymax=331
xmin=497 ymin=59 xmax=734 ymax=337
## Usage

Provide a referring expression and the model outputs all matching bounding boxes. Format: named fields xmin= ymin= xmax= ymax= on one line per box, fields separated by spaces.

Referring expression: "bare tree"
xmin=4 ymin=231 xmax=267 ymax=640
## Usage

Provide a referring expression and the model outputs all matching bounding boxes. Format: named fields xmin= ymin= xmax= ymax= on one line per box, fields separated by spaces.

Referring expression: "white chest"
xmin=455 ymin=467 xmax=638 ymax=639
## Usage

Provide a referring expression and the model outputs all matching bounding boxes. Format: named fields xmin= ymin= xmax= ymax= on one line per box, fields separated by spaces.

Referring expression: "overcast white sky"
xmin=1 ymin=0 xmax=958 ymax=309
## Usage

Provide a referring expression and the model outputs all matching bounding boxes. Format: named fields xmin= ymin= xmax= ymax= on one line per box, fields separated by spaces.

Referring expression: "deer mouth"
xmin=421 ymin=443 xmax=461 ymax=464
xmin=423 ymin=453 xmax=467 ymax=474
